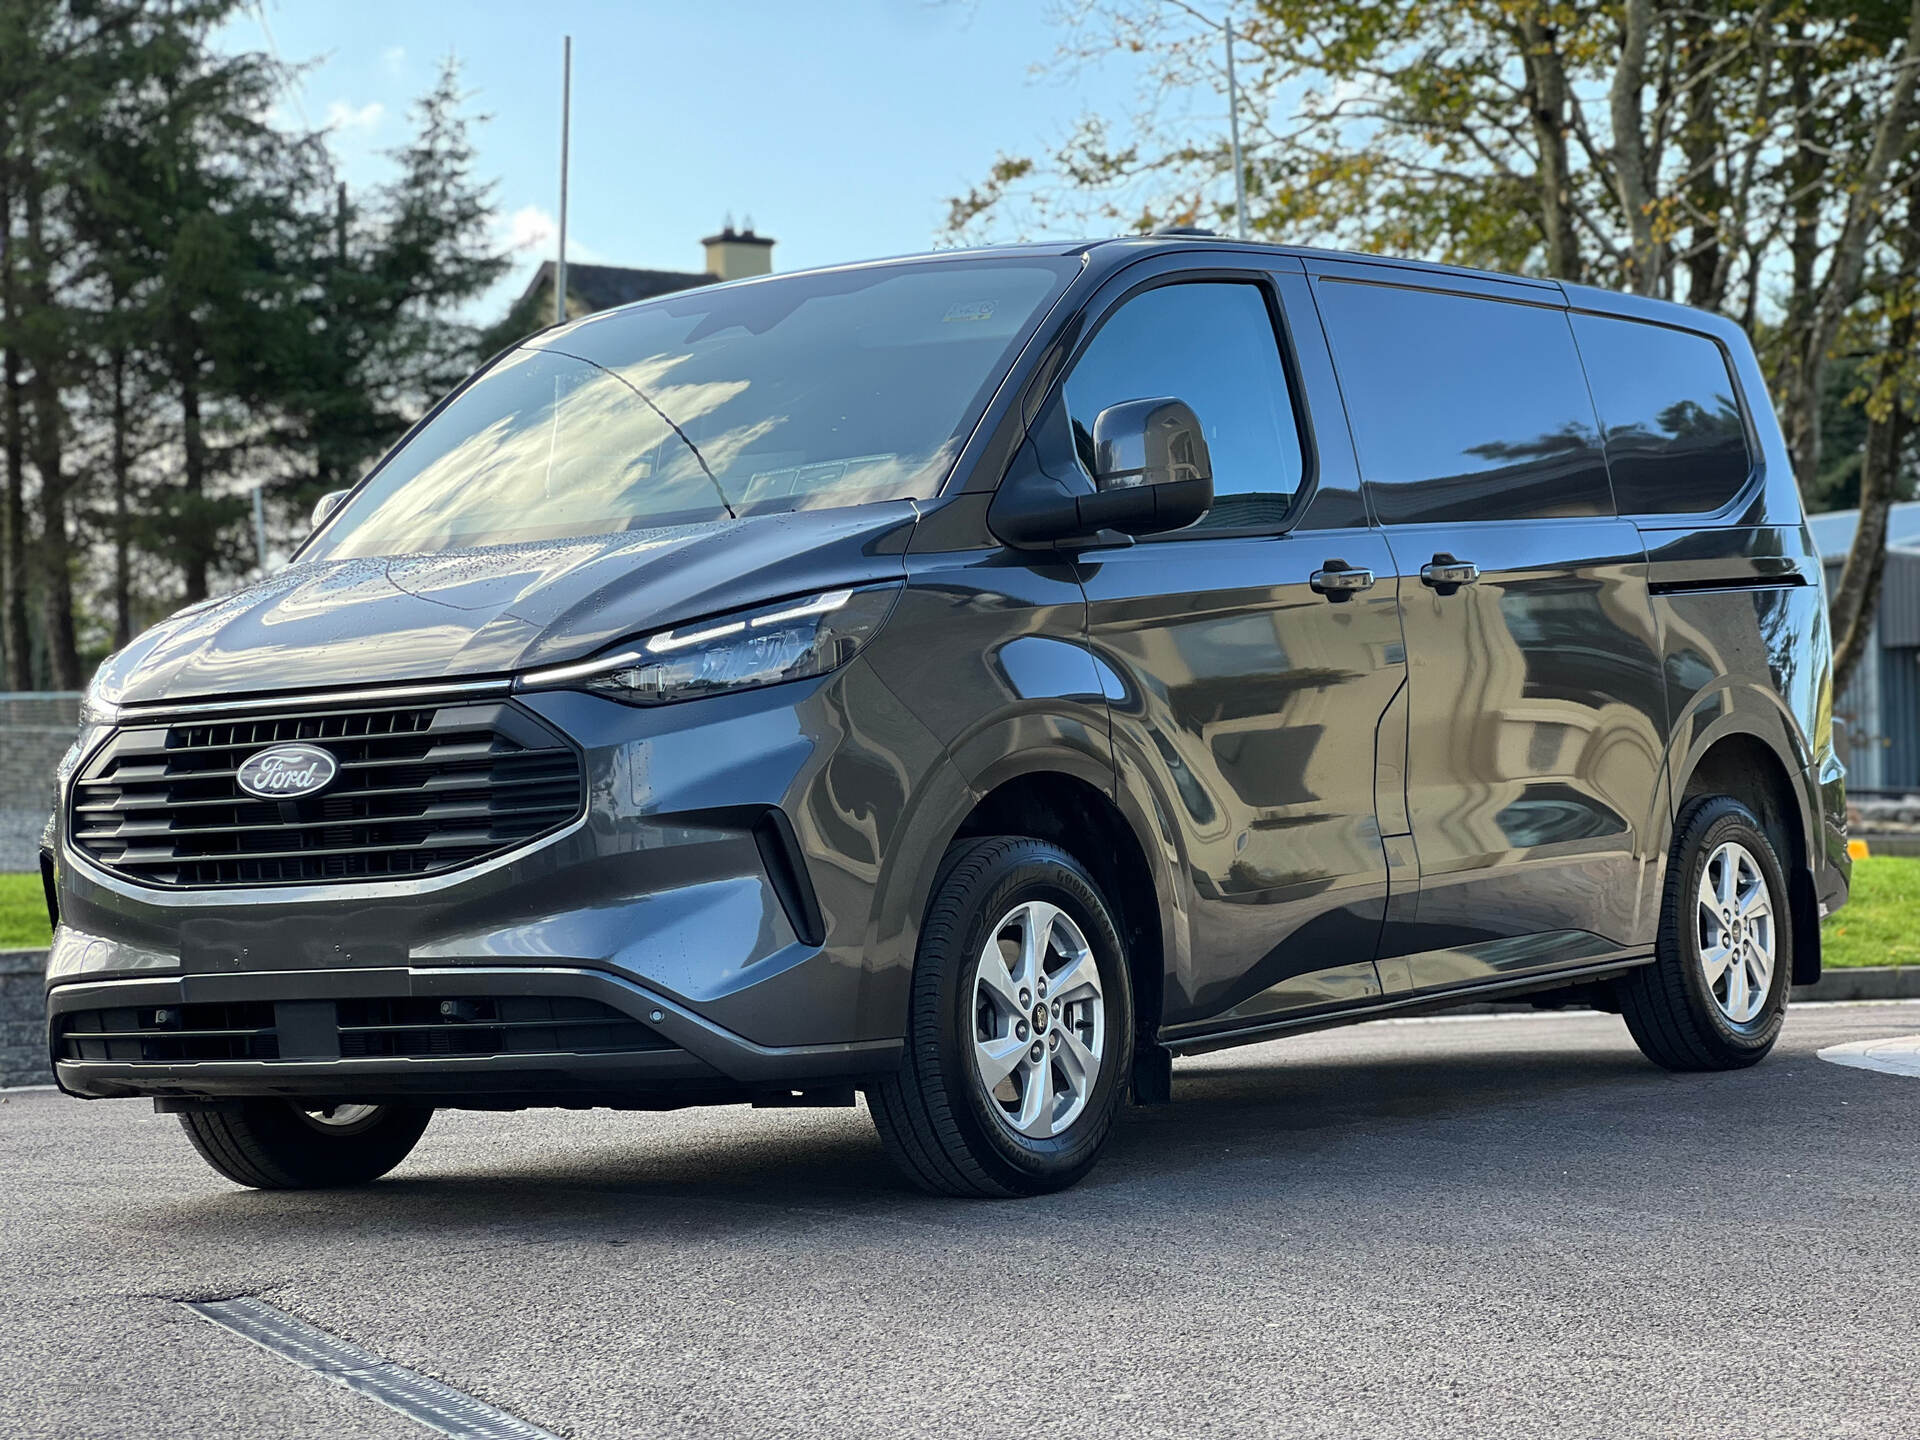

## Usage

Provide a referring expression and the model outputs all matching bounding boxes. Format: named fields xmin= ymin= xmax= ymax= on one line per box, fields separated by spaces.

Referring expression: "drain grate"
xmin=183 ymin=1296 xmax=562 ymax=1440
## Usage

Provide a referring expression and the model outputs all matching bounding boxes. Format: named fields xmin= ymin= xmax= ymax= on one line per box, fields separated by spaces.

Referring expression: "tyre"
xmin=867 ymin=836 xmax=1135 ymax=1198
xmin=178 ymin=1101 xmax=433 ymax=1190
xmin=1619 ymin=795 xmax=1792 ymax=1071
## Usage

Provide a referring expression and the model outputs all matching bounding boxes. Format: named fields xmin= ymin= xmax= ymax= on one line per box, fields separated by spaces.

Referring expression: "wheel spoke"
xmin=976 ymin=942 xmax=1022 ymax=1015
xmin=1716 ymin=852 xmax=1738 ymax=908
xmin=1048 ymin=948 xmax=1101 ymax=1006
xmin=1724 ymin=948 xmax=1749 ymax=1017
xmin=1698 ymin=941 xmax=1733 ymax=984
xmin=1014 ymin=1050 xmax=1055 ymax=1137
xmin=1018 ymin=902 xmax=1059 ymax=989
xmin=1056 ymin=1028 xmax=1098 ymax=1098
xmin=976 ymin=1034 xmax=1027 ymax=1091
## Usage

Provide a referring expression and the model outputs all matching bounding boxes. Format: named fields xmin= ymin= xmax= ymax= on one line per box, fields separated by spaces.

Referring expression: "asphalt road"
xmin=4 ymin=1002 xmax=1917 ymax=1440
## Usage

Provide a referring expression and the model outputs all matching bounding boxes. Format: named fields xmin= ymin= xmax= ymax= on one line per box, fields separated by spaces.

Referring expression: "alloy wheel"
xmin=971 ymin=900 xmax=1106 ymax=1138
xmin=1696 ymin=840 xmax=1775 ymax=1024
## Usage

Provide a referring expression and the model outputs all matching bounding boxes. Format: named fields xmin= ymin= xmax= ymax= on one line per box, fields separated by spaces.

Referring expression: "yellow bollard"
xmin=1848 ymin=838 xmax=1872 ymax=861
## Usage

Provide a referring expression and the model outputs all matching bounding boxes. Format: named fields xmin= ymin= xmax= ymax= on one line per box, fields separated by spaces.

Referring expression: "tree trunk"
xmin=1830 ymin=391 xmax=1908 ymax=696
xmin=1609 ymin=0 xmax=1663 ymax=296
xmin=1789 ymin=0 xmax=1920 ymax=493
xmin=1 ymin=171 xmax=30 ymax=691
xmin=1679 ymin=18 xmax=1725 ymax=310
xmin=1 ymin=337 xmax=26 ymax=690
xmin=179 ymin=359 xmax=208 ymax=604
xmin=22 ymin=175 xmax=79 ymax=689
xmin=1517 ymin=17 xmax=1582 ymax=282
xmin=110 ymin=342 xmax=132 ymax=648
xmin=1830 ymin=193 xmax=1920 ymax=695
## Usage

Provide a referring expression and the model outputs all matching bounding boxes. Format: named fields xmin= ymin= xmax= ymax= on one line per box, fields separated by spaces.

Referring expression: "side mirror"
xmin=988 ymin=396 xmax=1214 ymax=549
xmin=309 ymin=489 xmax=350 ymax=532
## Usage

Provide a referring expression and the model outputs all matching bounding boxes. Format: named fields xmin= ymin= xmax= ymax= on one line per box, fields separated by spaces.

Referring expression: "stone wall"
xmin=1 ymin=950 xmax=48 ymax=1088
xmin=0 ymin=693 xmax=79 ymax=872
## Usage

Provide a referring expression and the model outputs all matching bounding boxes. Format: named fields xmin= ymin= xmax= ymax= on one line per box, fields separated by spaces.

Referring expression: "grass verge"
xmin=0 ymin=871 xmax=49 ymax=950
xmin=1 ymin=855 xmax=1915 ymax=964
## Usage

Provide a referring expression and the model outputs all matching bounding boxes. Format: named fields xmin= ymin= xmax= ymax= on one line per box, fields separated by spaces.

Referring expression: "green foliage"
xmin=1 ymin=7 xmax=509 ymax=678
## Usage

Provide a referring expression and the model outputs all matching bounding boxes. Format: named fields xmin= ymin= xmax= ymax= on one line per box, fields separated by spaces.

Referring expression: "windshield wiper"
xmin=541 ymin=346 xmax=738 ymax=520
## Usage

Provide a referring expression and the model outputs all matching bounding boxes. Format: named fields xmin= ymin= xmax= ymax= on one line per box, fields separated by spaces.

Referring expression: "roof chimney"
xmin=702 ymin=217 xmax=775 ymax=281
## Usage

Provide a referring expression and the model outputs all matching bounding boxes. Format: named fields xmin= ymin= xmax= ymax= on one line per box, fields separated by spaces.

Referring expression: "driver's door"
xmin=1058 ymin=263 xmax=1405 ymax=1037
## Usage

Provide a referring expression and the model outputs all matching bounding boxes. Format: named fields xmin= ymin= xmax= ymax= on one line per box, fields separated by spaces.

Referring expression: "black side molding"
xmin=1648 ymin=572 xmax=1810 ymax=597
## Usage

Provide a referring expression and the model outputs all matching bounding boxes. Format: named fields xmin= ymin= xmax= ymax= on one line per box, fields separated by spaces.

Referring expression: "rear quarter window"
xmin=1570 ymin=313 xmax=1752 ymax=516
xmin=1314 ymin=280 xmax=1612 ymax=525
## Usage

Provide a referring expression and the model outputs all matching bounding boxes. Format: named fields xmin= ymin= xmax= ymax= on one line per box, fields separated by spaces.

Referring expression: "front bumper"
xmin=48 ymin=964 xmax=899 ymax=1103
xmin=47 ymin=664 xmax=949 ymax=1103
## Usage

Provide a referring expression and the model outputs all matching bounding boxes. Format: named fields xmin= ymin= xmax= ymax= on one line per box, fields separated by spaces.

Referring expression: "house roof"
xmin=517 ymin=260 xmax=713 ymax=313
xmin=1807 ymin=499 xmax=1920 ymax=561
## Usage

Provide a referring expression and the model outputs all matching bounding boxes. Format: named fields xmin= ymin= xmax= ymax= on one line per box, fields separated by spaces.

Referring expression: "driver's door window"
xmin=1062 ymin=282 xmax=1305 ymax=533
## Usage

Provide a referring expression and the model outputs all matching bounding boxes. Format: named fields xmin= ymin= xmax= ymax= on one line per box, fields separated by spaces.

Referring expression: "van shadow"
xmin=142 ymin=1038 xmax=1702 ymax=1247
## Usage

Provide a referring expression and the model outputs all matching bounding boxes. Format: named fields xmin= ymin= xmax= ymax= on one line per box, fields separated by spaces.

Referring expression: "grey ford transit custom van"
xmin=44 ymin=236 xmax=1851 ymax=1197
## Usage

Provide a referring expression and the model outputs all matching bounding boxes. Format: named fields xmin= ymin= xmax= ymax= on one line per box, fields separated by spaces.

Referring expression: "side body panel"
xmin=1372 ymin=518 xmax=1667 ymax=986
xmin=1081 ymin=263 xmax=1404 ymax=1033
xmin=1304 ymin=259 xmax=1668 ymax=991
xmin=1562 ymin=280 xmax=1851 ymax=943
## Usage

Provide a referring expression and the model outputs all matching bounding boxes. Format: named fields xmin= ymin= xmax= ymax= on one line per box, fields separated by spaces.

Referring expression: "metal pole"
xmin=1224 ymin=15 xmax=1248 ymax=239
xmin=251 ymin=485 xmax=267 ymax=573
xmin=556 ymin=35 xmax=571 ymax=325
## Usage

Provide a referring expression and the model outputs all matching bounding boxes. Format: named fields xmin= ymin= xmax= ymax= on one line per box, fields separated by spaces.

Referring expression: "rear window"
xmin=1571 ymin=314 xmax=1752 ymax=516
xmin=1314 ymin=280 xmax=1613 ymax=525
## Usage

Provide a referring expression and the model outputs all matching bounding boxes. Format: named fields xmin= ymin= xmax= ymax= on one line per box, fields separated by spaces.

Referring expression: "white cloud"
xmin=499 ymin=205 xmax=603 ymax=263
xmin=324 ymin=100 xmax=385 ymax=134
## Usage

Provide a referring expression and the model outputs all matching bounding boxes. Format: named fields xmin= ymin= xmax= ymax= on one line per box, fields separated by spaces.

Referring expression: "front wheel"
xmin=867 ymin=836 xmax=1134 ymax=1198
xmin=1619 ymin=795 xmax=1792 ymax=1071
xmin=178 ymin=1101 xmax=433 ymax=1190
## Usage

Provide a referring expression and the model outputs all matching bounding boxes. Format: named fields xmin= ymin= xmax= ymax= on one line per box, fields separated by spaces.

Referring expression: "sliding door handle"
xmin=1310 ymin=561 xmax=1375 ymax=601
xmin=1419 ymin=555 xmax=1480 ymax=594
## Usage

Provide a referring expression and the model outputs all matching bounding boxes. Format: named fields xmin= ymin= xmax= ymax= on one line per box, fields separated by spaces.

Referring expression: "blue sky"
xmin=219 ymin=1 xmax=1188 ymax=317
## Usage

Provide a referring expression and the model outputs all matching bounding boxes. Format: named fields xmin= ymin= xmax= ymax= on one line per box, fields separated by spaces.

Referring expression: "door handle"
xmin=1310 ymin=560 xmax=1376 ymax=601
xmin=1419 ymin=554 xmax=1480 ymax=594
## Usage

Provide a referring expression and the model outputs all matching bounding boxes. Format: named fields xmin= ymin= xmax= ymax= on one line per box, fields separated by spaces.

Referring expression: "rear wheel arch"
xmin=1675 ymin=728 xmax=1820 ymax=984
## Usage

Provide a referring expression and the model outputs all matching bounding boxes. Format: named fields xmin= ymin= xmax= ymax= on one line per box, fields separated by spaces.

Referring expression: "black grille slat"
xmin=335 ymin=996 xmax=671 ymax=1058
xmin=70 ymin=699 xmax=585 ymax=888
xmin=56 ymin=1003 xmax=280 ymax=1062
xmin=55 ymin=995 xmax=672 ymax=1064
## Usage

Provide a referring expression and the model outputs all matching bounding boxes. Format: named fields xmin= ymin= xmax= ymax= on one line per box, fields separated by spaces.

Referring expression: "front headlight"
xmin=515 ymin=584 xmax=901 ymax=705
xmin=78 ymin=670 xmax=119 ymax=727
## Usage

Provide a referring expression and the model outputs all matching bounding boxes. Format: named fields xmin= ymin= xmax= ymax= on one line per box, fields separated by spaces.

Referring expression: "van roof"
xmin=565 ymin=234 xmax=1734 ymax=345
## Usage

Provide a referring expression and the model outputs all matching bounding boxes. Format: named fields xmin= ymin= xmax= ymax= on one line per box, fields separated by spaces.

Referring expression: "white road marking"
xmin=184 ymin=1296 xmax=561 ymax=1440
xmin=1818 ymin=1034 xmax=1920 ymax=1079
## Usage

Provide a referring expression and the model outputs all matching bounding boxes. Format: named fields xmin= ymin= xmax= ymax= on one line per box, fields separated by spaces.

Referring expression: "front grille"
xmin=57 ymin=1002 xmax=280 ymax=1063
xmin=336 ymin=996 xmax=670 ymax=1058
xmin=70 ymin=699 xmax=585 ymax=887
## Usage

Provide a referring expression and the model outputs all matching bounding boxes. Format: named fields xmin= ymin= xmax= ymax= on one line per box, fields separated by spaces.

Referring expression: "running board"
xmin=1161 ymin=954 xmax=1655 ymax=1058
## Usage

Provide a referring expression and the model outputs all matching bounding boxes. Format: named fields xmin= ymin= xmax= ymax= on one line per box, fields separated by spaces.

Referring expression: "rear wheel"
xmin=1619 ymin=795 xmax=1791 ymax=1071
xmin=867 ymin=836 xmax=1134 ymax=1198
xmin=178 ymin=1101 xmax=432 ymax=1190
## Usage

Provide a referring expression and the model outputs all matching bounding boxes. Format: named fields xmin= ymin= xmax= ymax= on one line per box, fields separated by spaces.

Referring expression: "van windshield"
xmin=308 ymin=257 xmax=1075 ymax=558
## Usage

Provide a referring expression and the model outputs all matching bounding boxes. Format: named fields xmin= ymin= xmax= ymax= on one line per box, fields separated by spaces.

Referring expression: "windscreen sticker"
xmin=942 ymin=300 xmax=998 ymax=323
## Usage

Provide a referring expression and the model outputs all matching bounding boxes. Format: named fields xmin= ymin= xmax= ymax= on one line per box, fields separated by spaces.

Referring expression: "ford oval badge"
xmin=235 ymin=743 xmax=339 ymax=800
